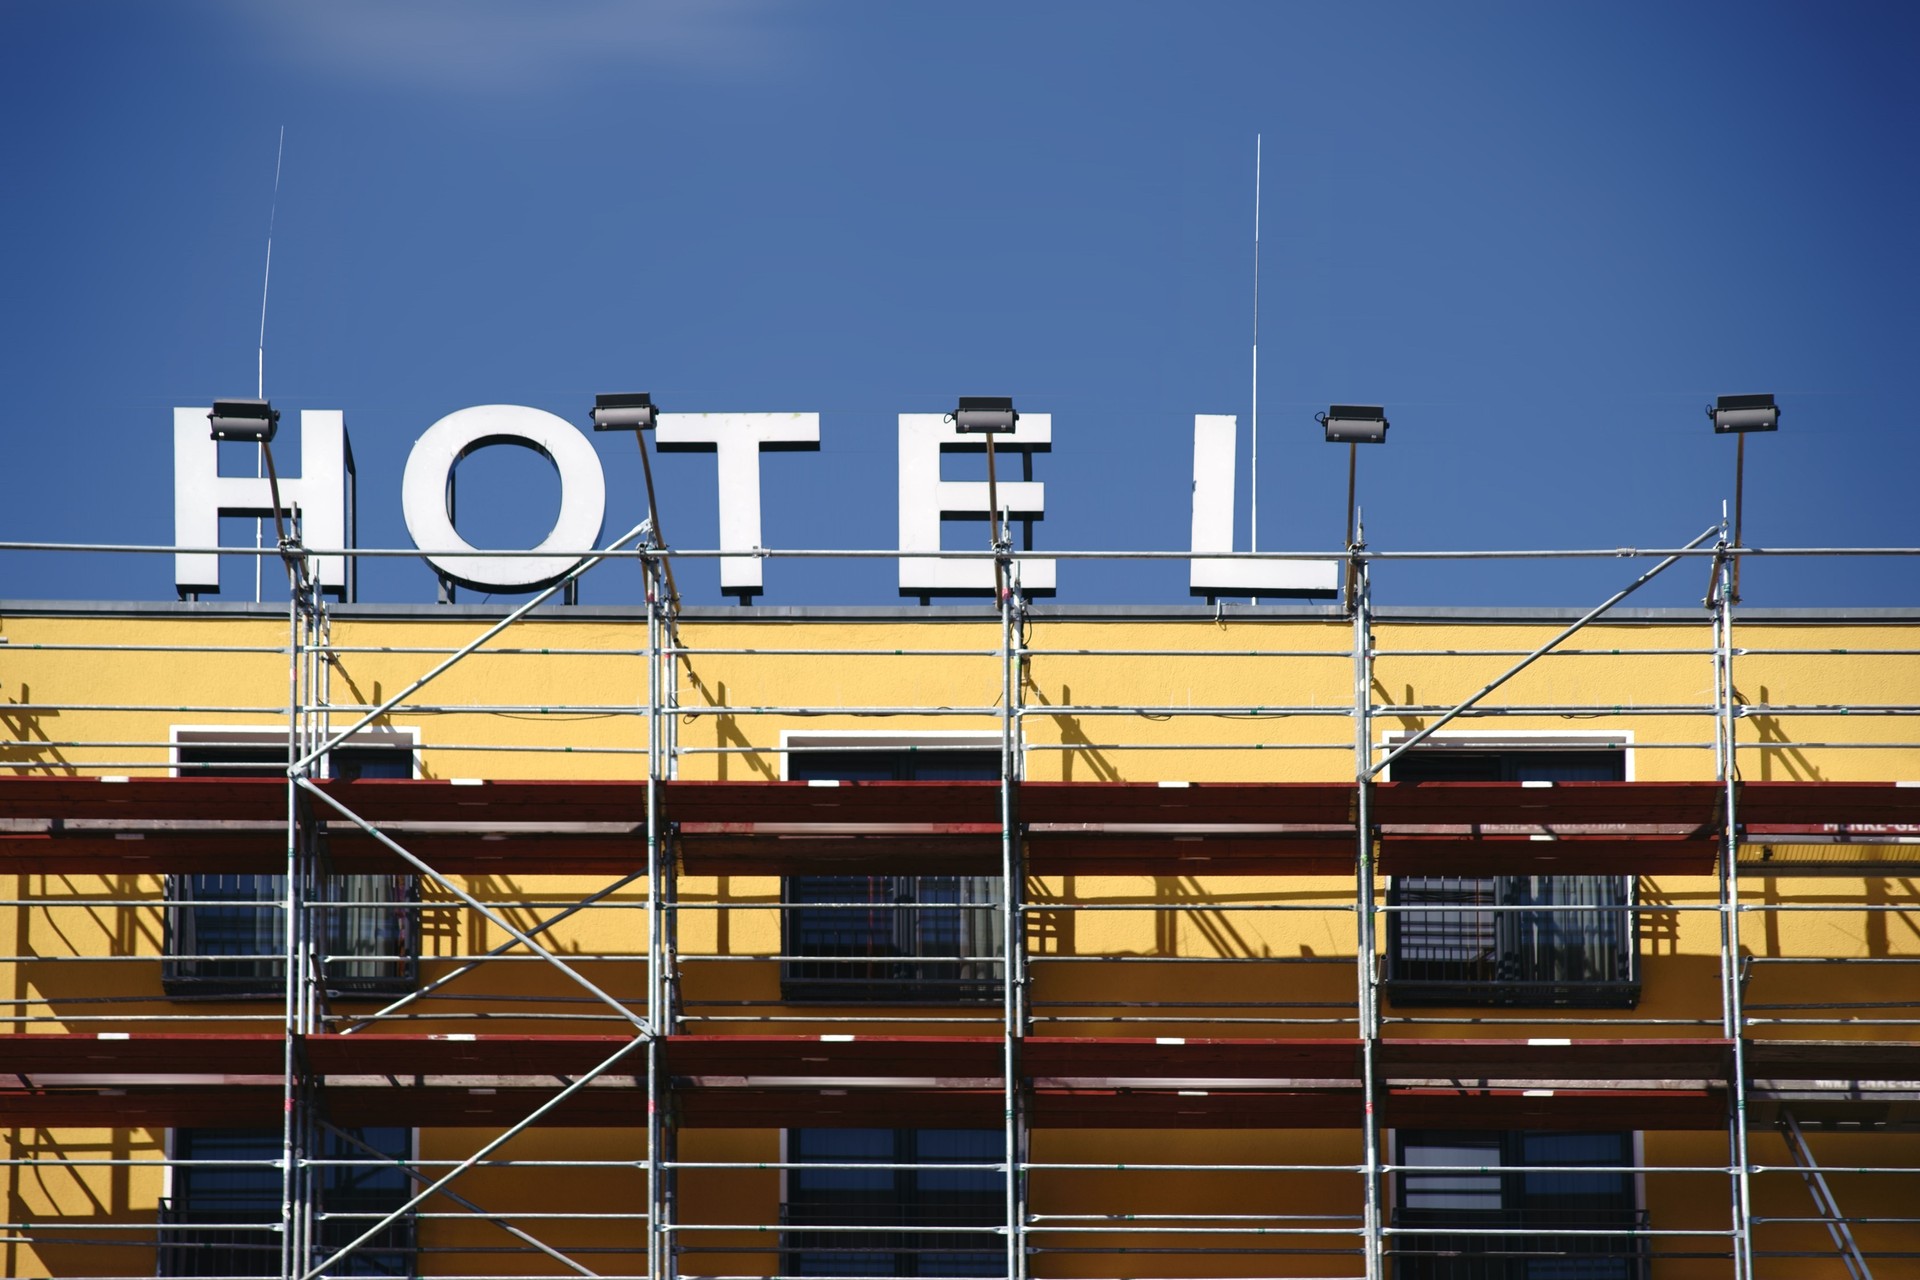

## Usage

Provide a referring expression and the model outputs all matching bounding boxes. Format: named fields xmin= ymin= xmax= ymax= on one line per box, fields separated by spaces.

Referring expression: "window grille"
xmin=782 ymin=750 xmax=1004 ymax=1004
xmin=1385 ymin=750 xmax=1639 ymax=1009
xmin=158 ymin=1127 xmax=414 ymax=1277
xmin=1392 ymin=1130 xmax=1646 ymax=1280
xmin=163 ymin=741 xmax=417 ymax=998
xmin=785 ymin=1128 xmax=1004 ymax=1277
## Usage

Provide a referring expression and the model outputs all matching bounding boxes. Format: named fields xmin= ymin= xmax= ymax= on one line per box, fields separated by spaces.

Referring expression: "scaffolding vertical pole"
xmin=1714 ymin=526 xmax=1757 ymax=1280
xmin=660 ymin=569 xmax=684 ymax=1280
xmin=281 ymin=567 xmax=311 ymax=1280
xmin=299 ymin=577 xmax=330 ymax=1278
xmin=1000 ymin=567 xmax=1029 ymax=1280
xmin=646 ymin=560 xmax=667 ymax=1280
xmin=1709 ymin=542 xmax=1740 ymax=1279
xmin=1352 ymin=546 xmax=1384 ymax=1280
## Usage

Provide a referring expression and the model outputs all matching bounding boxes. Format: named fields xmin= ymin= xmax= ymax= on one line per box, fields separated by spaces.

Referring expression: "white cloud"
xmin=225 ymin=0 xmax=793 ymax=93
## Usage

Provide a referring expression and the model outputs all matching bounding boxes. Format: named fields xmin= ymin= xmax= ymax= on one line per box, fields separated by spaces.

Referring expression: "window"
xmin=1385 ymin=750 xmax=1639 ymax=1008
xmin=163 ymin=734 xmax=418 ymax=998
xmin=159 ymin=1126 xmax=415 ymax=1277
xmin=1393 ymin=1130 xmax=1645 ymax=1279
xmin=782 ymin=749 xmax=1003 ymax=1004
xmin=785 ymin=1128 xmax=1005 ymax=1277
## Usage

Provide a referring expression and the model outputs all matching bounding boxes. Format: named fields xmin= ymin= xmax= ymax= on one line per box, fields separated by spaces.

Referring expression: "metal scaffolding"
xmin=0 ymin=518 xmax=1918 ymax=1279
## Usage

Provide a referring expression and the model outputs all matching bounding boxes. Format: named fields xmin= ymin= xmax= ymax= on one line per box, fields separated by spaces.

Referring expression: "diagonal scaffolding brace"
xmin=1778 ymin=1109 xmax=1875 ymax=1280
xmin=317 ymin=1120 xmax=601 ymax=1278
xmin=295 ymin=778 xmax=651 ymax=1037
xmin=335 ymin=867 xmax=650 ymax=1036
xmin=1371 ymin=525 xmax=1721 ymax=778
xmin=299 ymin=1035 xmax=648 ymax=1279
xmin=293 ymin=522 xmax=653 ymax=776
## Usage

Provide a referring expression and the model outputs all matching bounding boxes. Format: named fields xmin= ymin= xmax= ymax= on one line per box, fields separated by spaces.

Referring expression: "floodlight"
xmin=1319 ymin=405 xmax=1388 ymax=444
xmin=591 ymin=392 xmax=657 ymax=431
xmin=590 ymin=392 xmax=678 ymax=610
xmin=209 ymin=398 xmax=280 ymax=443
xmin=953 ymin=396 xmax=1018 ymax=434
xmin=1707 ymin=393 xmax=1778 ymax=606
xmin=1709 ymin=393 xmax=1778 ymax=434
xmin=1317 ymin=404 xmax=1391 ymax=613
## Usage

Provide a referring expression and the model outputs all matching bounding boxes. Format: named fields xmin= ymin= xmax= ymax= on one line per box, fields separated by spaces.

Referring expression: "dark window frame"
xmin=784 ymin=1127 xmax=1005 ymax=1277
xmin=1384 ymin=748 xmax=1641 ymax=1009
xmin=1392 ymin=1129 xmax=1647 ymax=1280
xmin=158 ymin=1126 xmax=416 ymax=1277
xmin=162 ymin=737 xmax=419 ymax=999
xmin=781 ymin=748 xmax=1004 ymax=1005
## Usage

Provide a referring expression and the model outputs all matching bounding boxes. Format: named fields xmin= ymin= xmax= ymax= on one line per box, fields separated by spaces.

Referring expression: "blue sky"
xmin=3 ymin=1 xmax=1915 ymax=609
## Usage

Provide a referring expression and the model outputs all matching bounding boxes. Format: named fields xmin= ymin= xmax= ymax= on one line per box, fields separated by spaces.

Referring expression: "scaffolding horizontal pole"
xmin=1023 ymin=649 xmax=1354 ymax=659
xmin=1383 ymin=1015 xmax=1720 ymax=1025
xmin=1379 ymin=1226 xmax=1735 ymax=1238
xmin=1034 ymin=1015 xmax=1358 ymax=1024
xmin=679 ymin=1014 xmax=1001 ymax=1024
xmin=1 ymin=1221 xmax=279 ymax=1232
xmin=1028 ymin=956 xmax=1359 ymax=965
xmin=664 ymin=1224 xmax=1004 ymax=1235
xmin=324 ymin=645 xmax=641 ymax=657
xmin=8 ymin=538 xmax=1919 ymax=559
xmin=668 ymin=647 xmax=1000 ymax=657
xmin=1749 ymin=1166 xmax=1920 ymax=1175
xmin=0 ymin=642 xmax=289 ymax=654
xmin=1036 ymin=1220 xmax=1367 ymax=1228
xmin=1025 ymin=1161 xmax=1363 ymax=1172
xmin=666 ymin=1160 xmax=1005 ymax=1172
xmin=1023 ymin=1225 xmax=1365 ymax=1235
xmin=323 ymin=1210 xmax=648 ymax=1221
xmin=1748 ymin=956 xmax=1920 ymax=964
xmin=1373 ymin=647 xmax=1719 ymax=657
xmin=1738 ymin=903 xmax=1919 ymax=913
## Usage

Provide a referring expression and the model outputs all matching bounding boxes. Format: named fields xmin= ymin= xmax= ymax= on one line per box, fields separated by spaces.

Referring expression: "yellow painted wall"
xmin=2 ymin=605 xmax=1916 ymax=1276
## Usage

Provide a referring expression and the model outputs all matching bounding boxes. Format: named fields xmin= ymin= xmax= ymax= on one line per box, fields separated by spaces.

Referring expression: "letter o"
xmin=402 ymin=405 xmax=607 ymax=591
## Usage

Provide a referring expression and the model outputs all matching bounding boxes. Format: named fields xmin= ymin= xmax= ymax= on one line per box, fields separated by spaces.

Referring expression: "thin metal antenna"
xmin=253 ymin=126 xmax=285 ymax=603
xmin=1250 ymin=134 xmax=1261 ymax=557
xmin=259 ymin=126 xmax=283 ymax=400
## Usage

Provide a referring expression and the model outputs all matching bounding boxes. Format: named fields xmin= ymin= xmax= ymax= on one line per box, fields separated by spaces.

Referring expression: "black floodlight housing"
xmin=1319 ymin=405 xmax=1388 ymax=444
xmin=209 ymin=398 xmax=280 ymax=443
xmin=591 ymin=392 xmax=657 ymax=431
xmin=1709 ymin=393 xmax=1778 ymax=434
xmin=953 ymin=396 xmax=1018 ymax=434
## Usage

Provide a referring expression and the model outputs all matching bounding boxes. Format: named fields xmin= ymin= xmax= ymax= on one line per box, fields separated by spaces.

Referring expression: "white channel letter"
xmin=401 ymin=404 xmax=607 ymax=592
xmin=174 ymin=408 xmax=356 ymax=597
xmin=897 ymin=412 xmax=1054 ymax=597
xmin=1190 ymin=414 xmax=1338 ymax=597
xmin=654 ymin=412 xmax=820 ymax=599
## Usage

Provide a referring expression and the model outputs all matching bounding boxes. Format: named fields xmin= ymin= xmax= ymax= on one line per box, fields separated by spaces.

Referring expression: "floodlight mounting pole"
xmin=1343 ymin=442 xmax=1358 ymax=612
xmin=986 ymin=433 xmax=1005 ymax=599
xmin=633 ymin=431 xmax=681 ymax=615
xmin=256 ymin=440 xmax=309 ymax=596
xmin=1732 ymin=433 xmax=1746 ymax=605
xmin=258 ymin=439 xmax=291 ymax=550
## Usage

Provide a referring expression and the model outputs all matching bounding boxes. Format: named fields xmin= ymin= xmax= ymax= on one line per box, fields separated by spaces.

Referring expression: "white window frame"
xmin=1378 ymin=729 xmax=1634 ymax=781
xmin=169 ymin=724 xmax=421 ymax=777
xmin=777 ymin=729 xmax=1008 ymax=781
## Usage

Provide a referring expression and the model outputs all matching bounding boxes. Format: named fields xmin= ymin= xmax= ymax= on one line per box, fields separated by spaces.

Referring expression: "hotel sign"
xmin=174 ymin=405 xmax=1335 ymax=601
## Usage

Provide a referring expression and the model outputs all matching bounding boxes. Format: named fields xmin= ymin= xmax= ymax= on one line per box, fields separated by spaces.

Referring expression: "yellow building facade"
xmin=2 ymin=587 xmax=1916 ymax=1279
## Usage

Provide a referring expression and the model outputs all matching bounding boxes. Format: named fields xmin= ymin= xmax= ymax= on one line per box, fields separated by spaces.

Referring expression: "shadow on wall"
xmin=1 ymin=685 xmax=75 ymax=776
xmin=2 ymin=1127 xmax=151 ymax=1280
xmin=1744 ymin=684 xmax=1827 ymax=783
xmin=1028 ymin=683 xmax=1123 ymax=783
xmin=676 ymin=670 xmax=776 ymax=782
